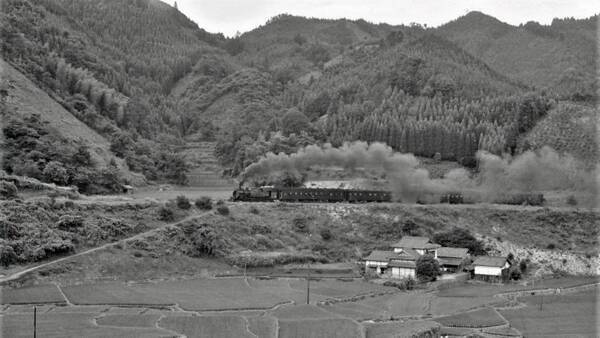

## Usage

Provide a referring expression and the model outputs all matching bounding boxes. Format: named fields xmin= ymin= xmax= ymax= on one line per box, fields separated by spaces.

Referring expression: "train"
xmin=232 ymin=187 xmax=545 ymax=206
xmin=233 ymin=186 xmax=391 ymax=203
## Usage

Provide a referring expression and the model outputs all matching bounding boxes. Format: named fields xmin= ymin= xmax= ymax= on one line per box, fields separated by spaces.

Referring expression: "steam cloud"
xmin=241 ymin=141 xmax=597 ymax=204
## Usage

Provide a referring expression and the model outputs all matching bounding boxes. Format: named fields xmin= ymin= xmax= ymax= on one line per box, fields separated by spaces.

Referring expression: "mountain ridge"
xmin=1 ymin=1 xmax=596 ymax=187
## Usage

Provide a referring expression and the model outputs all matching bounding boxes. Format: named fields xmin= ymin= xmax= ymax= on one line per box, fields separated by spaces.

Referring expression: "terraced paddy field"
xmin=1 ymin=277 xmax=598 ymax=337
xmin=499 ymin=286 xmax=600 ymax=337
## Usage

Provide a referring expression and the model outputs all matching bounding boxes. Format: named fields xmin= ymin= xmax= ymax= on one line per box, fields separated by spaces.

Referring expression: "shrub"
xmin=56 ymin=215 xmax=84 ymax=230
xmin=175 ymin=195 xmax=191 ymax=209
xmin=158 ymin=205 xmax=175 ymax=221
xmin=195 ymin=196 xmax=212 ymax=210
xmin=320 ymin=228 xmax=333 ymax=241
xmin=216 ymin=199 xmax=225 ymax=206
xmin=547 ymin=243 xmax=556 ymax=250
xmin=416 ymin=254 xmax=440 ymax=282
xmin=510 ymin=269 xmax=522 ymax=280
xmin=401 ymin=219 xmax=421 ymax=236
xmin=0 ymin=181 xmax=18 ymax=199
xmin=0 ymin=220 xmax=20 ymax=240
xmin=433 ymin=228 xmax=485 ymax=255
xmin=459 ymin=156 xmax=477 ymax=168
xmin=42 ymin=161 xmax=70 ymax=185
xmin=187 ymin=226 xmax=223 ymax=256
xmin=519 ymin=260 xmax=528 ymax=272
xmin=383 ymin=278 xmax=415 ymax=290
xmin=216 ymin=205 xmax=230 ymax=216
xmin=251 ymin=223 xmax=271 ymax=234
xmin=249 ymin=206 xmax=260 ymax=214
xmin=0 ymin=244 xmax=17 ymax=267
xmin=292 ymin=215 xmax=309 ymax=233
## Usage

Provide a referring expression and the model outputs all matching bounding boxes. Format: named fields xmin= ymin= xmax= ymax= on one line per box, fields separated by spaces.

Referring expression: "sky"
xmin=172 ymin=0 xmax=599 ymax=37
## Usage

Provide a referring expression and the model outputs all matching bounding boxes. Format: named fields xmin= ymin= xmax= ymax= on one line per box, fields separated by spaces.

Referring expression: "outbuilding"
xmin=473 ymin=256 xmax=511 ymax=283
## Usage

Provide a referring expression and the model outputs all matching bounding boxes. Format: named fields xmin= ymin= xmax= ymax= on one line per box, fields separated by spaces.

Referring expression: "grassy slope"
xmin=0 ymin=58 xmax=143 ymax=184
xmin=22 ymin=201 xmax=599 ymax=284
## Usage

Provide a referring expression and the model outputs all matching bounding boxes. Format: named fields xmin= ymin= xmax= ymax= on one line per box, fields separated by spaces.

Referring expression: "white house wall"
xmin=392 ymin=267 xmax=416 ymax=279
xmin=474 ymin=266 xmax=502 ymax=276
xmin=365 ymin=261 xmax=388 ymax=267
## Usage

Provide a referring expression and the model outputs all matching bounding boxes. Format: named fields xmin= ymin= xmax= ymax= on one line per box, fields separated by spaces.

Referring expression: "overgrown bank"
xmin=0 ymin=198 xmax=167 ymax=268
xmin=137 ymin=202 xmax=598 ymax=275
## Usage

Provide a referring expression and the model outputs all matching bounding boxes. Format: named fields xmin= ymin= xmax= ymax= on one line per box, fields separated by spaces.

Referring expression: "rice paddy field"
xmin=2 ymin=276 xmax=597 ymax=337
xmin=499 ymin=286 xmax=600 ymax=337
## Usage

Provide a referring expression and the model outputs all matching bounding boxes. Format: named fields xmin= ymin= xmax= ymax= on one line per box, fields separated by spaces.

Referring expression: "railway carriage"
xmin=232 ymin=187 xmax=544 ymax=206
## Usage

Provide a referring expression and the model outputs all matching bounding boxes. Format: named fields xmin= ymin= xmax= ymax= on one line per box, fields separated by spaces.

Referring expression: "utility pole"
xmin=306 ymin=265 xmax=311 ymax=305
xmin=33 ymin=306 xmax=37 ymax=338
xmin=539 ymin=293 xmax=543 ymax=311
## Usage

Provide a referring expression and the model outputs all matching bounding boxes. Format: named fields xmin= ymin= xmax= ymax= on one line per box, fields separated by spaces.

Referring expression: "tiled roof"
xmin=364 ymin=250 xmax=399 ymax=262
xmin=437 ymin=247 xmax=469 ymax=259
xmin=474 ymin=256 xmax=508 ymax=268
xmin=389 ymin=260 xmax=416 ymax=268
xmin=438 ymin=257 xmax=465 ymax=267
xmin=396 ymin=248 xmax=419 ymax=260
xmin=391 ymin=236 xmax=441 ymax=250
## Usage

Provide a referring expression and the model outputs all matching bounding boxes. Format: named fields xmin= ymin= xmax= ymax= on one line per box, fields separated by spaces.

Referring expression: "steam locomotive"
xmin=231 ymin=187 xmax=544 ymax=206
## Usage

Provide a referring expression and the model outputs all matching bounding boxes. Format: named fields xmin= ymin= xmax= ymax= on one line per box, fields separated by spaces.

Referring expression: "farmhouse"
xmin=436 ymin=247 xmax=469 ymax=272
xmin=364 ymin=250 xmax=400 ymax=274
xmin=473 ymin=256 xmax=511 ymax=282
xmin=389 ymin=249 xmax=419 ymax=279
xmin=391 ymin=236 xmax=440 ymax=257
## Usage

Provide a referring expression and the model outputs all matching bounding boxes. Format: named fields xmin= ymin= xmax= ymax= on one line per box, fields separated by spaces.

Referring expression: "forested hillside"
xmin=1 ymin=1 xmax=596 ymax=188
xmin=1 ymin=0 xmax=226 ymax=187
xmin=437 ymin=11 xmax=597 ymax=101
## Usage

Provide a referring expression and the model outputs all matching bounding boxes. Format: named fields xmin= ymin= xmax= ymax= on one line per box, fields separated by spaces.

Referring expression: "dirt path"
xmin=0 ymin=211 xmax=213 ymax=284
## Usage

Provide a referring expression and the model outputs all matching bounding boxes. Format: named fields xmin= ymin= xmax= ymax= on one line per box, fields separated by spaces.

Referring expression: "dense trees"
xmin=416 ymin=254 xmax=440 ymax=282
xmin=2 ymin=115 xmax=124 ymax=193
xmin=433 ymin=228 xmax=486 ymax=255
xmin=1 ymin=0 xmax=206 ymax=185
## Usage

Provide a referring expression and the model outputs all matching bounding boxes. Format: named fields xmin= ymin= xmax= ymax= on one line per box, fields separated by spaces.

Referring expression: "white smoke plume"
xmin=241 ymin=141 xmax=597 ymax=204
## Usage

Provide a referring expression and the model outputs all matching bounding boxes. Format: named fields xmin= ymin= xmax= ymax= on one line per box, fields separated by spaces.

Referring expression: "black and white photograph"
xmin=0 ymin=0 xmax=598 ymax=336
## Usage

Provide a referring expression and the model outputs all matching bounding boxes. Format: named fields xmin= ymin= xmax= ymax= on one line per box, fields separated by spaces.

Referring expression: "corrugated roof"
xmin=438 ymin=257 xmax=465 ymax=267
xmin=389 ymin=260 xmax=416 ymax=268
xmin=474 ymin=256 xmax=508 ymax=268
xmin=364 ymin=250 xmax=399 ymax=262
xmin=391 ymin=236 xmax=434 ymax=249
xmin=437 ymin=247 xmax=469 ymax=258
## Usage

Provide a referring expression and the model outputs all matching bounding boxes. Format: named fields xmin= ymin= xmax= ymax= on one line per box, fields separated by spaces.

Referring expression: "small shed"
xmin=473 ymin=256 xmax=511 ymax=283
xmin=122 ymin=184 xmax=134 ymax=194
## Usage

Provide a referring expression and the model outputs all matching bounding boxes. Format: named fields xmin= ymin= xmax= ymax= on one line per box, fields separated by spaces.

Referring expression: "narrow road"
xmin=0 ymin=211 xmax=212 ymax=284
